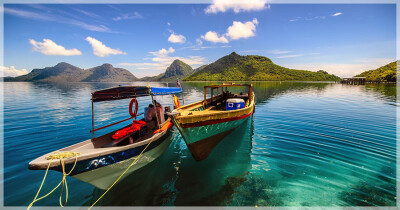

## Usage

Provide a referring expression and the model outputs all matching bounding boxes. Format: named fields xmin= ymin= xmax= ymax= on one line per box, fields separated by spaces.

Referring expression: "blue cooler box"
xmin=226 ymin=98 xmax=245 ymax=110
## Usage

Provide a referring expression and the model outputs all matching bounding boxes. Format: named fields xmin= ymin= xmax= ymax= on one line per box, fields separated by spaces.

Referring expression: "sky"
xmin=2 ymin=1 xmax=397 ymax=78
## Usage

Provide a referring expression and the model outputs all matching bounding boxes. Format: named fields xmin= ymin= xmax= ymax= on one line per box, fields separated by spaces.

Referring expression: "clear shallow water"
xmin=3 ymin=81 xmax=396 ymax=206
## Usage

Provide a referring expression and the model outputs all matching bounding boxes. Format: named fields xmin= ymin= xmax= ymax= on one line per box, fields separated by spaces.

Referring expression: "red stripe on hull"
xmin=180 ymin=110 xmax=253 ymax=128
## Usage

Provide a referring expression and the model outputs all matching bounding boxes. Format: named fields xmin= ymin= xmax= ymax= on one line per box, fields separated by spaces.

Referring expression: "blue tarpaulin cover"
xmin=151 ymin=87 xmax=182 ymax=95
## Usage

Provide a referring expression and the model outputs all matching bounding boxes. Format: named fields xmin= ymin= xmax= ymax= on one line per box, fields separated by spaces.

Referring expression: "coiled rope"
xmin=88 ymin=135 xmax=157 ymax=209
xmin=27 ymin=152 xmax=80 ymax=210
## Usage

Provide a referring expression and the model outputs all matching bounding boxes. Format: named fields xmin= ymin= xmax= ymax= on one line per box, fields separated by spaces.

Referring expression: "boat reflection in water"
xmin=169 ymin=83 xmax=255 ymax=161
xmin=28 ymin=85 xmax=182 ymax=190
xmin=174 ymin=115 xmax=254 ymax=205
xmin=5 ymin=81 xmax=394 ymax=206
xmin=92 ymin=114 xmax=255 ymax=206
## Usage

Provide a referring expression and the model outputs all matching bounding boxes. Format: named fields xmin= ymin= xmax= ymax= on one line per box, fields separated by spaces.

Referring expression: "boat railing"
xmin=90 ymin=112 xmax=144 ymax=139
xmin=203 ymin=84 xmax=252 ymax=108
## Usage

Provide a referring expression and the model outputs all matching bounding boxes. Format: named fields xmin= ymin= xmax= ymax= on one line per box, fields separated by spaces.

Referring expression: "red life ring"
xmin=129 ymin=98 xmax=138 ymax=117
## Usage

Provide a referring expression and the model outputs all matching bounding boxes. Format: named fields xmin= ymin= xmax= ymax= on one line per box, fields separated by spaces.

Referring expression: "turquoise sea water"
xmin=3 ymin=81 xmax=397 ymax=206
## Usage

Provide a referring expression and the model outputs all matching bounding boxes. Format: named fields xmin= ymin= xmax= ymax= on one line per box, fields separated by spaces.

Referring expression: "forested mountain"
xmin=5 ymin=53 xmax=345 ymax=82
xmin=355 ymin=61 xmax=397 ymax=82
xmin=140 ymin=59 xmax=194 ymax=81
xmin=184 ymin=52 xmax=340 ymax=81
xmin=82 ymin=63 xmax=137 ymax=82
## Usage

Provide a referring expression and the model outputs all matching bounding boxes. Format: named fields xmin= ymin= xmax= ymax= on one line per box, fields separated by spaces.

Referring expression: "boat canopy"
xmin=92 ymin=86 xmax=182 ymax=102
xmin=150 ymin=87 xmax=182 ymax=96
xmin=204 ymin=83 xmax=252 ymax=88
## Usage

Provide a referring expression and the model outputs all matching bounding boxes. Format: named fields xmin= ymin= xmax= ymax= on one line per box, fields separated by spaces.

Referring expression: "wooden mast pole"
xmin=211 ymin=87 xmax=213 ymax=103
xmin=203 ymin=86 xmax=207 ymax=107
xmin=179 ymin=81 xmax=185 ymax=105
xmin=151 ymin=95 xmax=161 ymax=129
xmin=91 ymin=95 xmax=95 ymax=140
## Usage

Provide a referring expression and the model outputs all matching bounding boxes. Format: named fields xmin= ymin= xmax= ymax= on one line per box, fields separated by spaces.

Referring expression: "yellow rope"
xmin=89 ymin=136 xmax=157 ymax=209
xmin=46 ymin=152 xmax=80 ymax=160
xmin=27 ymin=152 xmax=80 ymax=210
xmin=27 ymin=136 xmax=156 ymax=210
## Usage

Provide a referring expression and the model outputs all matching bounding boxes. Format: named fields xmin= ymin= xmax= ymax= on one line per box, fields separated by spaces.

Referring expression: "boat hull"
xmin=170 ymin=86 xmax=255 ymax=161
xmin=72 ymin=132 xmax=174 ymax=189
xmin=29 ymin=127 xmax=175 ymax=190
xmin=178 ymin=112 xmax=252 ymax=161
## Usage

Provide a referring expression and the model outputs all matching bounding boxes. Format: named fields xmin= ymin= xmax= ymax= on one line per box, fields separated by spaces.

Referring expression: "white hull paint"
xmin=72 ymin=135 xmax=173 ymax=190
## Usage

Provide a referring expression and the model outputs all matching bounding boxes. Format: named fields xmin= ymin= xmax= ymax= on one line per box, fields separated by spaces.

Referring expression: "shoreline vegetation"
xmin=3 ymin=52 xmax=397 ymax=83
xmin=355 ymin=61 xmax=397 ymax=82
xmin=183 ymin=52 xmax=340 ymax=81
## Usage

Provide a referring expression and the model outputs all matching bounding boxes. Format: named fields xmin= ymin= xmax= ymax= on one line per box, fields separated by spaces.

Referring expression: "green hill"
xmin=183 ymin=52 xmax=340 ymax=81
xmin=140 ymin=59 xmax=194 ymax=81
xmin=355 ymin=61 xmax=397 ymax=82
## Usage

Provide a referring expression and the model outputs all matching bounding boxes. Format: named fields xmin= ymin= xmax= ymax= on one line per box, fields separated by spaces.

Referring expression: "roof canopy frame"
xmin=90 ymin=85 xmax=182 ymax=140
xmin=203 ymin=83 xmax=253 ymax=106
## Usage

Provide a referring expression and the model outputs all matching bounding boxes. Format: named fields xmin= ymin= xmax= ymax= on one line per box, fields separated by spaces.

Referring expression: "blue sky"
xmin=2 ymin=2 xmax=397 ymax=78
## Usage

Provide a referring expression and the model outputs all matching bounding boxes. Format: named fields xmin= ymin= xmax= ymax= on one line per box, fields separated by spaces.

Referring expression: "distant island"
xmin=184 ymin=52 xmax=340 ymax=81
xmin=5 ymin=52 xmax=396 ymax=83
xmin=140 ymin=59 xmax=195 ymax=82
xmin=4 ymin=62 xmax=137 ymax=82
xmin=355 ymin=61 xmax=397 ymax=82
xmin=3 ymin=59 xmax=194 ymax=83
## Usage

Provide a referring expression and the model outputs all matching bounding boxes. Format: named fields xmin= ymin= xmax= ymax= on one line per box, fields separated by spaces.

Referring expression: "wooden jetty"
xmin=339 ymin=77 xmax=366 ymax=85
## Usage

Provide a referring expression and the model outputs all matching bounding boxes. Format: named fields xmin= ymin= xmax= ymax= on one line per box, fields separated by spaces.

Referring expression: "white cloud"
xmin=240 ymin=49 xmax=262 ymax=53
xmin=191 ymin=45 xmax=231 ymax=51
xmin=226 ymin=18 xmax=258 ymax=40
xmin=150 ymin=55 xmax=205 ymax=67
xmin=68 ymin=20 xmax=111 ymax=33
xmin=196 ymin=38 xmax=203 ymax=46
xmin=290 ymin=15 xmax=327 ymax=22
xmin=119 ymin=47 xmax=206 ymax=76
xmin=4 ymin=7 xmax=51 ymax=20
xmin=0 ymin=66 xmax=29 ymax=77
xmin=201 ymin=31 xmax=229 ymax=43
xmin=85 ymin=36 xmax=126 ymax=57
xmin=5 ymin=7 xmax=113 ymax=33
xmin=205 ymin=0 xmax=268 ymax=14
xmin=121 ymin=56 xmax=205 ymax=71
xmin=201 ymin=18 xmax=259 ymax=44
xmin=119 ymin=62 xmax=165 ymax=71
xmin=113 ymin=12 xmax=143 ymax=21
xmin=29 ymin=39 xmax=82 ymax=56
xmin=149 ymin=47 xmax=175 ymax=57
xmin=284 ymin=58 xmax=393 ymax=78
xmin=332 ymin=12 xmax=342 ymax=16
xmin=270 ymin=50 xmax=293 ymax=54
xmin=74 ymin=8 xmax=99 ymax=18
xmin=167 ymin=22 xmax=171 ymax=26
xmin=275 ymin=54 xmax=303 ymax=58
xmin=168 ymin=33 xmax=186 ymax=43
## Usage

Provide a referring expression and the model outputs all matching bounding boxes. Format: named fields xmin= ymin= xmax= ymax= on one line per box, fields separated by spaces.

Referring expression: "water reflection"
xmin=87 ymin=132 xmax=180 ymax=206
xmin=89 ymin=116 xmax=255 ymax=206
xmin=174 ymin=116 xmax=254 ymax=205
xmin=3 ymin=82 xmax=396 ymax=207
